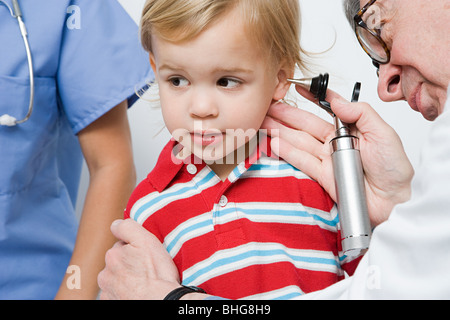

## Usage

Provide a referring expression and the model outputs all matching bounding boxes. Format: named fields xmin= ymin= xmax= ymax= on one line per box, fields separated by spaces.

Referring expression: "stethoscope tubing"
xmin=0 ymin=0 xmax=35 ymax=126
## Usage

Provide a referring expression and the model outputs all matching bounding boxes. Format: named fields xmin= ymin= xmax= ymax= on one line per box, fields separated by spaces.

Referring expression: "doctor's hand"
xmin=97 ymin=219 xmax=181 ymax=300
xmin=262 ymin=85 xmax=414 ymax=226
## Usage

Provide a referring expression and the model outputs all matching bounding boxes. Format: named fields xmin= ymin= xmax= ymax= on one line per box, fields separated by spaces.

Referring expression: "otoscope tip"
xmin=287 ymin=78 xmax=312 ymax=88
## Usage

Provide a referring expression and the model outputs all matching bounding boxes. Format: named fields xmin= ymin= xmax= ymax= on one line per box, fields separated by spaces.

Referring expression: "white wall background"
xmin=75 ymin=0 xmax=433 ymax=217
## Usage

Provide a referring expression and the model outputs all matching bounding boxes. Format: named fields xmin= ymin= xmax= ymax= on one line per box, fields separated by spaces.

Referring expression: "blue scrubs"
xmin=0 ymin=0 xmax=153 ymax=299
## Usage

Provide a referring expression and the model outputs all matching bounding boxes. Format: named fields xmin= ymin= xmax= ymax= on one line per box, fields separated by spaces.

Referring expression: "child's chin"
xmin=196 ymin=153 xmax=226 ymax=164
xmin=190 ymin=145 xmax=226 ymax=162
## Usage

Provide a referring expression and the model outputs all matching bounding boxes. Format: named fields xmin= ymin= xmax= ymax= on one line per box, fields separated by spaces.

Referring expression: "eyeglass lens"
xmin=356 ymin=1 xmax=389 ymax=64
xmin=356 ymin=27 xmax=388 ymax=63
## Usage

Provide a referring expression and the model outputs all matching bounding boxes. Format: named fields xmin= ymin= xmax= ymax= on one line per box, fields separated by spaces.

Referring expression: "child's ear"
xmin=149 ymin=53 xmax=157 ymax=74
xmin=272 ymin=67 xmax=292 ymax=101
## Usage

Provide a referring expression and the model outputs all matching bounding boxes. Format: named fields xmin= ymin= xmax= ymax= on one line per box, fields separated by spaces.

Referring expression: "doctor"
xmin=0 ymin=0 xmax=152 ymax=299
xmin=265 ymin=0 xmax=450 ymax=299
xmin=98 ymin=0 xmax=450 ymax=299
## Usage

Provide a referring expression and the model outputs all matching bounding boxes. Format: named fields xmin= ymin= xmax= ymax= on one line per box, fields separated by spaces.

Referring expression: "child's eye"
xmin=169 ymin=77 xmax=189 ymax=87
xmin=217 ymin=78 xmax=241 ymax=89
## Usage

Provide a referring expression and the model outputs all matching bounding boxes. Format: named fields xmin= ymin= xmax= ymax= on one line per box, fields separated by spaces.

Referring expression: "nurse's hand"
xmin=262 ymin=85 xmax=414 ymax=226
xmin=98 ymin=219 xmax=181 ymax=300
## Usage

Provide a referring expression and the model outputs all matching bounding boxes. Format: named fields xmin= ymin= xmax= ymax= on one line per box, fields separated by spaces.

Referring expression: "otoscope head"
xmin=287 ymin=73 xmax=329 ymax=98
xmin=309 ymin=73 xmax=329 ymax=101
xmin=288 ymin=73 xmax=333 ymax=115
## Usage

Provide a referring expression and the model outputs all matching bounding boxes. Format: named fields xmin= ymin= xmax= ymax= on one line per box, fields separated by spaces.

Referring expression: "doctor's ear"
xmin=272 ymin=67 xmax=292 ymax=102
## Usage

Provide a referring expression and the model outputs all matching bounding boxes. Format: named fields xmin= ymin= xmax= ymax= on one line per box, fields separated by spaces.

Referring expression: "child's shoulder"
xmin=254 ymin=155 xmax=313 ymax=181
xmin=124 ymin=139 xmax=181 ymax=220
xmin=124 ymin=175 xmax=158 ymax=220
xmin=257 ymin=155 xmax=335 ymax=210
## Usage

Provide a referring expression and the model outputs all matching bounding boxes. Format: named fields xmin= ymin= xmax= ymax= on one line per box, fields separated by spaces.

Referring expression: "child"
xmin=125 ymin=0 xmax=361 ymax=300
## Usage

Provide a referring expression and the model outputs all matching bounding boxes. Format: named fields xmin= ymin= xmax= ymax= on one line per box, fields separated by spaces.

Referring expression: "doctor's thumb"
xmin=330 ymin=97 xmax=388 ymax=136
xmin=110 ymin=218 xmax=148 ymax=247
xmin=330 ymin=97 xmax=359 ymax=123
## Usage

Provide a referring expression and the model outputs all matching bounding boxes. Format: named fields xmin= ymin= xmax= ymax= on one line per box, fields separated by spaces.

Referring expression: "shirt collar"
xmin=147 ymin=134 xmax=275 ymax=192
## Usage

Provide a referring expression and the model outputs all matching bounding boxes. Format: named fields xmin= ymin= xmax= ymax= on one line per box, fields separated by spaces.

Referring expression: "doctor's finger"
xmin=330 ymin=98 xmax=395 ymax=138
xmin=112 ymin=240 xmax=126 ymax=249
xmin=111 ymin=219 xmax=159 ymax=248
xmin=265 ymin=103 xmax=334 ymax=143
xmin=295 ymin=84 xmax=346 ymax=107
xmin=271 ymin=137 xmax=337 ymax=202
xmin=271 ymin=137 xmax=323 ymax=180
xmin=295 ymin=84 xmax=392 ymax=137
xmin=263 ymin=116 xmax=326 ymax=160
xmin=296 ymin=85 xmax=395 ymax=140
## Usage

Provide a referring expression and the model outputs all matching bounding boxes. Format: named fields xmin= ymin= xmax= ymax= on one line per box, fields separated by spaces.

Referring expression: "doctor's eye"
xmin=168 ymin=77 xmax=190 ymax=88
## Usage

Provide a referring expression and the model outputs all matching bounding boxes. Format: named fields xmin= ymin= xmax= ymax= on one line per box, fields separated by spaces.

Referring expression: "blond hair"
xmin=140 ymin=0 xmax=308 ymax=73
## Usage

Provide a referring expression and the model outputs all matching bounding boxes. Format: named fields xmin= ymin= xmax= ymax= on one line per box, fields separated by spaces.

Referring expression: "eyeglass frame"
xmin=353 ymin=0 xmax=391 ymax=74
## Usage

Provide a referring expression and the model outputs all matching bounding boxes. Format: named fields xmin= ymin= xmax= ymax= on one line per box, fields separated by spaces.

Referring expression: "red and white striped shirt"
xmin=125 ymin=136 xmax=361 ymax=299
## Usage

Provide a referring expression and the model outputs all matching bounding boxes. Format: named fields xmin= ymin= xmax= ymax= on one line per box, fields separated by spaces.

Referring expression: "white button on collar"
xmin=187 ymin=164 xmax=197 ymax=175
xmin=219 ymin=195 xmax=228 ymax=207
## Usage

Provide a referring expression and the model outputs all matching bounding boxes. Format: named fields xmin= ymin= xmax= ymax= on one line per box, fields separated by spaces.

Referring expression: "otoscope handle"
xmin=288 ymin=74 xmax=371 ymax=255
xmin=331 ymin=134 xmax=372 ymax=257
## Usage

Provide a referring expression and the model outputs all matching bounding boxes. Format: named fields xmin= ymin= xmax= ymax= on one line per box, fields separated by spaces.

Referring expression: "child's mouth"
xmin=191 ymin=131 xmax=224 ymax=147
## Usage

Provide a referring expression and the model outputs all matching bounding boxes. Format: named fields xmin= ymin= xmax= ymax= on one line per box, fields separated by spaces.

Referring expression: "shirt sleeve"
xmin=340 ymin=253 xmax=362 ymax=277
xmin=57 ymin=0 xmax=153 ymax=134
xmin=124 ymin=178 xmax=158 ymax=221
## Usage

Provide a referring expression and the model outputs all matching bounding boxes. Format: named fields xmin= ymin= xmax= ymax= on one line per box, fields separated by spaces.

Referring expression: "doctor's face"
xmin=149 ymin=9 xmax=288 ymax=163
xmin=364 ymin=0 xmax=450 ymax=121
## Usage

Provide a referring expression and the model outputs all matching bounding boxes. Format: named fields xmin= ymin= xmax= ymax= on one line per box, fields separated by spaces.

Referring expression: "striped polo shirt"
xmin=125 ymin=136 xmax=361 ymax=300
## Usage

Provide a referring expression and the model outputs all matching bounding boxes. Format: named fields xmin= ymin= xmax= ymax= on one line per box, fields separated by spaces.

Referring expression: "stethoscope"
xmin=0 ymin=0 xmax=35 ymax=127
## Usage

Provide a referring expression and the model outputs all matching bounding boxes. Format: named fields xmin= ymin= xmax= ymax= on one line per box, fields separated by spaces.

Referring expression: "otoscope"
xmin=288 ymin=74 xmax=372 ymax=256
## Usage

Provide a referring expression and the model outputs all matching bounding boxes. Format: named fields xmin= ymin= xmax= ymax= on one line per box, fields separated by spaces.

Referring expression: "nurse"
xmin=0 ymin=0 xmax=153 ymax=299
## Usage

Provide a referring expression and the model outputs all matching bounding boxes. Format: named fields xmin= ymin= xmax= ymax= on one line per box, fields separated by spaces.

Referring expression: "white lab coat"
xmin=302 ymin=87 xmax=450 ymax=299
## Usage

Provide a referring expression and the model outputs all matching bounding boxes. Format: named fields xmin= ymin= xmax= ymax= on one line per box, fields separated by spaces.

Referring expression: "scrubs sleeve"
xmin=57 ymin=0 xmax=153 ymax=134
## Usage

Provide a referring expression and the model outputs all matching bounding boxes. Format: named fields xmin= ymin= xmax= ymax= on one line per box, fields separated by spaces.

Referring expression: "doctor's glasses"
xmin=353 ymin=0 xmax=391 ymax=73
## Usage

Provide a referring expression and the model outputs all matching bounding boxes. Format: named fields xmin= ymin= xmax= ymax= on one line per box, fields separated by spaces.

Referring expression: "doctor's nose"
xmin=377 ymin=63 xmax=405 ymax=102
xmin=189 ymin=92 xmax=219 ymax=119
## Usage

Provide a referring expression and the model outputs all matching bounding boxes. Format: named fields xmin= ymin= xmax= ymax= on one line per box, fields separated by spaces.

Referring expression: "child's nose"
xmin=189 ymin=90 xmax=219 ymax=119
